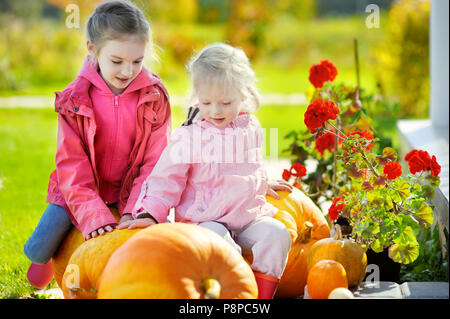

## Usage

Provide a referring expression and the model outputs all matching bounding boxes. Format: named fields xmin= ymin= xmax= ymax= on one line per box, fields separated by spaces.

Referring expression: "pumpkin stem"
xmin=298 ymin=221 xmax=314 ymax=243
xmin=202 ymin=278 xmax=221 ymax=299
xmin=334 ymin=224 xmax=343 ymax=241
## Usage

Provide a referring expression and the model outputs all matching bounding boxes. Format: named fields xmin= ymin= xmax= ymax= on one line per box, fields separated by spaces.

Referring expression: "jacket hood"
xmin=77 ymin=54 xmax=161 ymax=96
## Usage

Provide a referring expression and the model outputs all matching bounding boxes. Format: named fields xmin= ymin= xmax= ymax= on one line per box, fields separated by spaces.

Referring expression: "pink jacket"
xmin=47 ymin=55 xmax=171 ymax=238
xmin=132 ymin=113 xmax=278 ymax=230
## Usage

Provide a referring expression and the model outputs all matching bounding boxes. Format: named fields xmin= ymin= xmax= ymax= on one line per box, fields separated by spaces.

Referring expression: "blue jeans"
xmin=24 ymin=204 xmax=73 ymax=264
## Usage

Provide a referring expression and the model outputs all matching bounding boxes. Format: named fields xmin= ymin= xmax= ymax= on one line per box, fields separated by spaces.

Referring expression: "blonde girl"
xmin=119 ymin=43 xmax=292 ymax=299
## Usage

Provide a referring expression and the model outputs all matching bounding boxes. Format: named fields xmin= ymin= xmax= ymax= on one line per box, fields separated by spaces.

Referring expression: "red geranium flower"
xmin=430 ymin=155 xmax=441 ymax=177
xmin=309 ymin=60 xmax=338 ymax=89
xmin=290 ymin=162 xmax=307 ymax=177
xmin=328 ymin=196 xmax=345 ymax=221
xmin=304 ymin=99 xmax=340 ymax=133
xmin=282 ymin=169 xmax=291 ymax=181
xmin=315 ymin=132 xmax=336 ymax=156
xmin=383 ymin=161 xmax=402 ymax=180
xmin=404 ymin=149 xmax=441 ymax=177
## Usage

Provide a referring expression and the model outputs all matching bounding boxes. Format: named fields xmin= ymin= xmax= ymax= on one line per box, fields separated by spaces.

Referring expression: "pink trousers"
xmin=199 ymin=216 xmax=291 ymax=279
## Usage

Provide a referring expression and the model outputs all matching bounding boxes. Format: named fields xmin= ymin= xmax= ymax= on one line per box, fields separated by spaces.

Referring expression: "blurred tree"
xmin=197 ymin=0 xmax=229 ymax=23
xmin=274 ymin=0 xmax=317 ymax=20
xmin=46 ymin=0 xmax=102 ymax=22
xmin=225 ymin=0 xmax=272 ymax=61
xmin=139 ymin=0 xmax=198 ymax=24
xmin=317 ymin=0 xmax=394 ymax=17
xmin=0 ymin=0 xmax=46 ymax=19
xmin=0 ymin=15 xmax=85 ymax=91
xmin=373 ymin=0 xmax=430 ymax=118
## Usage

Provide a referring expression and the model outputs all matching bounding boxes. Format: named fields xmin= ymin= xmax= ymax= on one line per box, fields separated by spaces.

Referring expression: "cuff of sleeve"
xmin=136 ymin=212 xmax=158 ymax=223
xmin=81 ymin=210 xmax=118 ymax=239
xmin=138 ymin=197 xmax=170 ymax=224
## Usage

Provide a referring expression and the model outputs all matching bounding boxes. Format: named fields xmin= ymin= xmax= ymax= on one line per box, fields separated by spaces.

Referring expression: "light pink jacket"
xmin=132 ymin=113 xmax=278 ymax=230
xmin=46 ymin=55 xmax=171 ymax=238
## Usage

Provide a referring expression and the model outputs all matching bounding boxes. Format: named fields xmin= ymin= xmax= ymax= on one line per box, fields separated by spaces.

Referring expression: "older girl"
xmin=24 ymin=0 xmax=171 ymax=289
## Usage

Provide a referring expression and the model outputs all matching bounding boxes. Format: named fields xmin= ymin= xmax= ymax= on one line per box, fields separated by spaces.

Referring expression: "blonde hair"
xmin=86 ymin=0 xmax=156 ymax=61
xmin=186 ymin=43 xmax=261 ymax=113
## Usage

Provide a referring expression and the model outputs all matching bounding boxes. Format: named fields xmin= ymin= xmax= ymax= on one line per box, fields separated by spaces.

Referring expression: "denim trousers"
xmin=24 ymin=204 xmax=73 ymax=264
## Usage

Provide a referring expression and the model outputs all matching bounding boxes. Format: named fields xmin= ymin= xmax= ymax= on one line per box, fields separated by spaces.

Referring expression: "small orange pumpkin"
xmin=307 ymin=224 xmax=367 ymax=287
xmin=265 ymin=188 xmax=330 ymax=298
xmin=53 ymin=207 xmax=121 ymax=289
xmin=97 ymin=223 xmax=258 ymax=299
xmin=307 ymin=259 xmax=348 ymax=299
xmin=61 ymin=228 xmax=142 ymax=299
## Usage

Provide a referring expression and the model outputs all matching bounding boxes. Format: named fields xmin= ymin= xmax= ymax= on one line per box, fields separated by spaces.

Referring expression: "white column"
xmin=430 ymin=0 xmax=449 ymax=128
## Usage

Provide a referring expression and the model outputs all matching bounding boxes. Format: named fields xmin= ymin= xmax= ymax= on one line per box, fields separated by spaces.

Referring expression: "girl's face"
xmin=197 ymin=84 xmax=243 ymax=128
xmin=88 ymin=36 xmax=147 ymax=95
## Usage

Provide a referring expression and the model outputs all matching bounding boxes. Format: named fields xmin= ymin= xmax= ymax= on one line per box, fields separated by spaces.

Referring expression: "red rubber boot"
xmin=253 ymin=271 xmax=279 ymax=299
xmin=27 ymin=260 xmax=54 ymax=290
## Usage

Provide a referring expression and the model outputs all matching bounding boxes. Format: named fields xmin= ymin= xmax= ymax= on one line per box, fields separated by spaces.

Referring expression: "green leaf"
xmin=414 ymin=202 xmax=434 ymax=226
xmin=371 ymin=239 xmax=384 ymax=253
xmin=391 ymin=179 xmax=410 ymax=201
xmin=393 ymin=226 xmax=416 ymax=245
xmin=388 ymin=241 xmax=420 ymax=264
xmin=421 ymin=184 xmax=435 ymax=199
xmin=428 ymin=175 xmax=440 ymax=187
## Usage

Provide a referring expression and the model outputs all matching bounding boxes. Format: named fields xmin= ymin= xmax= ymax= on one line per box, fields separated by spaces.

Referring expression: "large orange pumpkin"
xmin=264 ymin=188 xmax=330 ymax=298
xmin=97 ymin=223 xmax=258 ymax=299
xmin=307 ymin=259 xmax=348 ymax=299
xmin=52 ymin=207 xmax=121 ymax=288
xmin=307 ymin=224 xmax=367 ymax=287
xmin=61 ymin=228 xmax=141 ymax=299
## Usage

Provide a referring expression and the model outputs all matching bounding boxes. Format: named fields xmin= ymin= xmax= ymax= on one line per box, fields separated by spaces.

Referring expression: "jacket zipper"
xmin=107 ymin=95 xmax=120 ymax=182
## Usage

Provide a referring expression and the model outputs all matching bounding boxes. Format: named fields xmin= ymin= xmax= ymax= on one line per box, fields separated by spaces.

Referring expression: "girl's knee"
xmin=262 ymin=218 xmax=292 ymax=252
xmin=24 ymin=242 xmax=52 ymax=265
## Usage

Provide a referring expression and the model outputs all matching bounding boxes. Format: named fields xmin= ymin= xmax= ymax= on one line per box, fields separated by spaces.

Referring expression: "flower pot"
xmin=364 ymin=248 xmax=401 ymax=283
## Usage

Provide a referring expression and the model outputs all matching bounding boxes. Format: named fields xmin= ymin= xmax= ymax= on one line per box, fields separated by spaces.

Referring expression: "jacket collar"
xmin=72 ymin=55 xmax=162 ymax=100
xmin=55 ymin=55 xmax=168 ymax=117
xmin=198 ymin=112 xmax=250 ymax=130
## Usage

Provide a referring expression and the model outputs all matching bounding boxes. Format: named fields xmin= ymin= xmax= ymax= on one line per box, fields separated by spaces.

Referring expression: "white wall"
xmin=430 ymin=0 xmax=449 ymax=128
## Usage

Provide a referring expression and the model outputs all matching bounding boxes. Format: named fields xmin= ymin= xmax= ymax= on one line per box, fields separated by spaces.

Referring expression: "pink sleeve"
xmin=123 ymin=95 xmax=172 ymax=215
xmin=55 ymin=113 xmax=117 ymax=238
xmin=132 ymin=127 xmax=191 ymax=223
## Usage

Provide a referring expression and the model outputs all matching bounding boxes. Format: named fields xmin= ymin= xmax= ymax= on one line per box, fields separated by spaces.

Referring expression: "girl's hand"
xmin=85 ymin=225 xmax=115 ymax=240
xmin=267 ymin=179 xmax=294 ymax=199
xmin=116 ymin=218 xmax=157 ymax=230
xmin=118 ymin=213 xmax=133 ymax=225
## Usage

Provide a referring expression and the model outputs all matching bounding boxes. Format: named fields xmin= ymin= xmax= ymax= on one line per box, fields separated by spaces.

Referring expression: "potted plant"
xmin=282 ymin=41 xmax=442 ymax=278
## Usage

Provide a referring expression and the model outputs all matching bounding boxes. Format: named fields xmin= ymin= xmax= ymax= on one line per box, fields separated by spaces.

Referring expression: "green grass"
xmin=0 ymin=108 xmax=58 ymax=298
